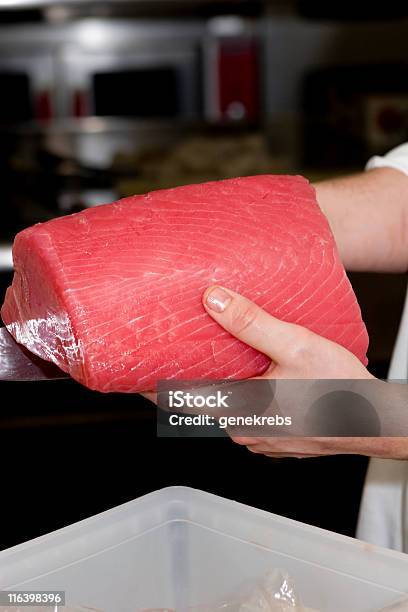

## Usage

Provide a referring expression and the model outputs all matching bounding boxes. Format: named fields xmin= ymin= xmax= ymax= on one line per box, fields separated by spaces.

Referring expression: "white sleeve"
xmin=366 ymin=142 xmax=408 ymax=177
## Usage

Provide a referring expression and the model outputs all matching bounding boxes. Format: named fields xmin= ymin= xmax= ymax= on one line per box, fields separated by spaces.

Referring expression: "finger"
xmin=140 ymin=390 xmax=157 ymax=403
xmin=231 ymin=436 xmax=259 ymax=445
xmin=261 ymin=452 xmax=323 ymax=459
xmin=203 ymin=285 xmax=317 ymax=365
xmin=232 ymin=437 xmax=316 ymax=455
xmin=248 ymin=445 xmax=326 ymax=457
xmin=243 ymin=442 xmax=323 ymax=458
xmin=246 ymin=445 xmax=263 ymax=454
xmin=244 ymin=437 xmax=375 ymax=456
xmin=233 ymin=436 xmax=337 ymax=454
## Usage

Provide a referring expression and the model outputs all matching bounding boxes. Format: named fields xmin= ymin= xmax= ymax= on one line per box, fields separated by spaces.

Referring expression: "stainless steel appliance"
xmin=56 ymin=20 xmax=202 ymax=121
xmin=0 ymin=20 xmax=204 ymax=123
xmin=0 ymin=19 xmax=262 ymax=121
xmin=0 ymin=18 xmax=261 ymax=167
xmin=0 ymin=50 xmax=55 ymax=123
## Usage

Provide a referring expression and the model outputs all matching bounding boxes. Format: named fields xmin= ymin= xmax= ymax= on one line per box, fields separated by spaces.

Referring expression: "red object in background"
xmin=73 ymin=90 xmax=88 ymax=117
xmin=217 ymin=39 xmax=259 ymax=122
xmin=35 ymin=90 xmax=53 ymax=121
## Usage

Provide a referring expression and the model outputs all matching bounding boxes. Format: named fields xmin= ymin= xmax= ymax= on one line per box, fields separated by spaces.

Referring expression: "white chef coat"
xmin=356 ymin=143 xmax=408 ymax=552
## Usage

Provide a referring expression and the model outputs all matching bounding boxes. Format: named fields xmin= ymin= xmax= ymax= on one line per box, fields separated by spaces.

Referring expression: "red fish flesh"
xmin=1 ymin=175 xmax=368 ymax=392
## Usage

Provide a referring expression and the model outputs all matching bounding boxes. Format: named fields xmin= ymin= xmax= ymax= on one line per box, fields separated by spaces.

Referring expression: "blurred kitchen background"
xmin=1 ymin=0 xmax=408 ymax=550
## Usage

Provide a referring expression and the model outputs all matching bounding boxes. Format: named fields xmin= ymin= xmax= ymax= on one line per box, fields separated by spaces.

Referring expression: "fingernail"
xmin=205 ymin=287 xmax=232 ymax=313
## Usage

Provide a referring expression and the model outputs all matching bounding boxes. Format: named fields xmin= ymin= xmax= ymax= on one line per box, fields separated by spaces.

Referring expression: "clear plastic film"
xmin=140 ymin=570 xmax=318 ymax=612
xmin=138 ymin=568 xmax=408 ymax=612
xmin=379 ymin=598 xmax=408 ymax=611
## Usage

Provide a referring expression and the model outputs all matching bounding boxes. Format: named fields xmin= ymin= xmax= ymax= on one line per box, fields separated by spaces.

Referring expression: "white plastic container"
xmin=0 ymin=486 xmax=407 ymax=612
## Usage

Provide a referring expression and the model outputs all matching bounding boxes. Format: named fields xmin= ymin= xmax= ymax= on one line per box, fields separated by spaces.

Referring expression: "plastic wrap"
xmin=379 ymin=599 xmax=408 ymax=611
xmin=192 ymin=569 xmax=317 ymax=611
xmin=140 ymin=570 xmax=318 ymax=611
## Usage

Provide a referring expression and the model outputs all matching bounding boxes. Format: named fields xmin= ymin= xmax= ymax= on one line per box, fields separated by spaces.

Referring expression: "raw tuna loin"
xmin=1 ymin=175 xmax=368 ymax=392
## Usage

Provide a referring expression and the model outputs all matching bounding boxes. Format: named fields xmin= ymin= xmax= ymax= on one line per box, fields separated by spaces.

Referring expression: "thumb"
xmin=202 ymin=285 xmax=318 ymax=366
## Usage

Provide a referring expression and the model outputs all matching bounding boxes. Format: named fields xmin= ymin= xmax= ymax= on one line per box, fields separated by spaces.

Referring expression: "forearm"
xmin=314 ymin=167 xmax=408 ymax=273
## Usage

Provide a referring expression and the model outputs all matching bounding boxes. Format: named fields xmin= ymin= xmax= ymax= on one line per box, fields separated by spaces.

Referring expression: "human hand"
xmin=202 ymin=285 xmax=371 ymax=381
xmin=202 ymin=286 xmax=405 ymax=459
